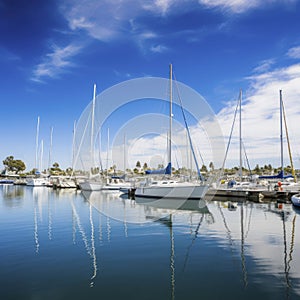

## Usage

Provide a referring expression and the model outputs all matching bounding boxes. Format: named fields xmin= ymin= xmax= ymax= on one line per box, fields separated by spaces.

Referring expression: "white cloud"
xmin=57 ymin=0 xmax=191 ymax=50
xmin=32 ymin=44 xmax=82 ymax=82
xmin=150 ymin=44 xmax=168 ymax=53
xmin=198 ymin=0 xmax=261 ymax=13
xmin=287 ymin=46 xmax=300 ymax=59
xmin=252 ymin=59 xmax=275 ymax=74
xmin=56 ymin=0 xmax=299 ymax=59
xmin=198 ymin=0 xmax=298 ymax=14
xmin=142 ymin=0 xmax=176 ymax=14
xmin=216 ymin=63 xmax=300 ymax=168
xmin=60 ymin=0 xmax=142 ymax=42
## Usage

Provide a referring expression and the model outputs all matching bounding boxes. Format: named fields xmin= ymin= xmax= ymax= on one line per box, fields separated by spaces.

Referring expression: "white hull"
xmin=27 ymin=178 xmax=50 ymax=187
xmin=51 ymin=176 xmax=77 ymax=189
xmin=79 ymin=181 xmax=103 ymax=191
xmin=101 ymin=177 xmax=132 ymax=191
xmin=135 ymin=182 xmax=209 ymax=199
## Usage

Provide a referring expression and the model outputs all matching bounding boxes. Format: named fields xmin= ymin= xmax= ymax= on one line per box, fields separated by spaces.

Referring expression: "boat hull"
xmin=27 ymin=178 xmax=50 ymax=187
xmin=79 ymin=181 xmax=103 ymax=191
xmin=291 ymin=194 xmax=300 ymax=207
xmin=135 ymin=184 xmax=209 ymax=199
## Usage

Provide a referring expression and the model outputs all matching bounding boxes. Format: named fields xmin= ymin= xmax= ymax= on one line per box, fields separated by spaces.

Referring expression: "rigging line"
xmin=182 ymin=213 xmax=204 ymax=272
xmin=70 ymin=199 xmax=92 ymax=257
xmin=71 ymin=120 xmax=76 ymax=177
xmin=281 ymin=93 xmax=296 ymax=182
xmin=242 ymin=141 xmax=252 ymax=176
xmin=73 ymin=110 xmax=92 ymax=174
xmin=48 ymin=196 xmax=52 ymax=241
xmin=196 ymin=145 xmax=206 ymax=168
xmin=173 ymin=73 xmax=203 ymax=181
xmin=98 ymin=131 xmax=104 ymax=175
xmin=34 ymin=206 xmax=40 ymax=254
xmin=281 ymin=211 xmax=292 ymax=290
xmin=174 ymin=151 xmax=180 ymax=170
xmin=218 ymin=202 xmax=234 ymax=248
xmin=89 ymin=203 xmax=98 ymax=287
xmin=244 ymin=203 xmax=253 ymax=240
xmin=169 ymin=215 xmax=175 ymax=300
xmin=287 ymin=215 xmax=296 ymax=276
xmin=221 ymin=95 xmax=240 ymax=171
xmin=240 ymin=203 xmax=248 ymax=288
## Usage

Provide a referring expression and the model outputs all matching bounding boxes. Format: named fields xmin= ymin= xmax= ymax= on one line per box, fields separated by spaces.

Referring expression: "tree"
xmin=254 ymin=164 xmax=261 ymax=175
xmin=3 ymin=156 xmax=26 ymax=173
xmin=143 ymin=162 xmax=148 ymax=170
xmin=136 ymin=161 xmax=141 ymax=168
xmin=200 ymin=164 xmax=208 ymax=173
xmin=209 ymin=162 xmax=214 ymax=171
xmin=50 ymin=162 xmax=63 ymax=175
xmin=52 ymin=162 xmax=60 ymax=169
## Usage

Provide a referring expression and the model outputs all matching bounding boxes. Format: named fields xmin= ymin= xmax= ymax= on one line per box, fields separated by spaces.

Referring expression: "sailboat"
xmin=99 ymin=130 xmax=132 ymax=191
xmin=206 ymin=90 xmax=267 ymax=201
xmin=27 ymin=117 xmax=51 ymax=187
xmin=135 ymin=65 xmax=209 ymax=200
xmin=79 ymin=84 xmax=104 ymax=191
xmin=260 ymin=90 xmax=300 ymax=196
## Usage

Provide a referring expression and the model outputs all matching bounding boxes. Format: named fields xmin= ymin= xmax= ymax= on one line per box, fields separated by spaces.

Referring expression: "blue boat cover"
xmin=259 ymin=170 xmax=294 ymax=180
xmin=145 ymin=162 xmax=172 ymax=175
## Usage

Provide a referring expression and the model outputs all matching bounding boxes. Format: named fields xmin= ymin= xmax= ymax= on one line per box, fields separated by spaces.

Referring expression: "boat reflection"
xmin=32 ymin=187 xmax=51 ymax=253
xmin=81 ymin=192 xmax=214 ymax=299
xmin=70 ymin=197 xmax=98 ymax=287
xmin=1 ymin=184 xmax=25 ymax=207
xmin=2 ymin=185 xmax=300 ymax=298
xmin=134 ymin=197 xmax=213 ymax=300
xmin=212 ymin=200 xmax=299 ymax=297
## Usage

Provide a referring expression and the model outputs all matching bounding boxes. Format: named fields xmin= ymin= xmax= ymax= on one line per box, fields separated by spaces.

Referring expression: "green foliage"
xmin=50 ymin=162 xmax=63 ymax=175
xmin=3 ymin=156 xmax=26 ymax=173
xmin=200 ymin=165 xmax=208 ymax=173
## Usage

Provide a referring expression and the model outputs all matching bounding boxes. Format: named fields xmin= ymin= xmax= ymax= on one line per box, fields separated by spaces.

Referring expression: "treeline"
xmin=1 ymin=156 xmax=298 ymax=177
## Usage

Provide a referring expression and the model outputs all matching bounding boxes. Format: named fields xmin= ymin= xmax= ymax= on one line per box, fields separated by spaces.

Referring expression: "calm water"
xmin=1 ymin=185 xmax=300 ymax=300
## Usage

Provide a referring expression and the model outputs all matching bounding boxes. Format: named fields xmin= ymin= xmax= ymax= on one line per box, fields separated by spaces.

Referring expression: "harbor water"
xmin=1 ymin=184 xmax=300 ymax=299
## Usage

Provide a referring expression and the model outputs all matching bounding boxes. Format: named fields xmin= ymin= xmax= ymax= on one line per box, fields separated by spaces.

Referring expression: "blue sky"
xmin=1 ymin=0 xmax=300 ymax=172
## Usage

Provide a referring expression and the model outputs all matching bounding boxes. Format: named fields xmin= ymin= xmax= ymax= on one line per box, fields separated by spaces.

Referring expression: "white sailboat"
xmin=79 ymin=84 xmax=104 ymax=191
xmin=259 ymin=90 xmax=300 ymax=196
xmin=101 ymin=132 xmax=132 ymax=191
xmin=27 ymin=117 xmax=50 ymax=187
xmin=135 ymin=65 xmax=209 ymax=199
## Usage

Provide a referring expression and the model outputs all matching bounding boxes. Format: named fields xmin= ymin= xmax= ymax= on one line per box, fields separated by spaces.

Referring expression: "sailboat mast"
xmin=71 ymin=120 xmax=76 ymax=174
xmin=106 ymin=128 xmax=110 ymax=176
xmin=281 ymin=91 xmax=296 ymax=182
xmin=39 ymin=139 xmax=44 ymax=172
xmin=280 ymin=90 xmax=284 ymax=174
xmin=35 ymin=116 xmax=40 ymax=171
xmin=123 ymin=133 xmax=126 ymax=175
xmin=90 ymin=84 xmax=96 ymax=170
xmin=239 ymin=89 xmax=242 ymax=178
xmin=169 ymin=64 xmax=173 ymax=169
xmin=48 ymin=126 xmax=53 ymax=172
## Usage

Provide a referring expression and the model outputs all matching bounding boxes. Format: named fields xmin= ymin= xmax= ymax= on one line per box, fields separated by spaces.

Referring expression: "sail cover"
xmin=259 ymin=170 xmax=293 ymax=180
xmin=145 ymin=162 xmax=172 ymax=175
